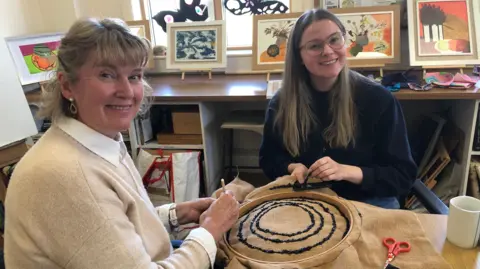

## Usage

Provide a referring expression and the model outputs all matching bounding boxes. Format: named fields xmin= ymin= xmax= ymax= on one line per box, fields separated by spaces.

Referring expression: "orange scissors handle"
xmin=383 ymin=237 xmax=411 ymax=256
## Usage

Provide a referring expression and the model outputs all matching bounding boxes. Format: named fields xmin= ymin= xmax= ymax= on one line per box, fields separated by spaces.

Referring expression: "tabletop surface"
xmin=417 ymin=214 xmax=480 ymax=269
xmin=24 ymin=74 xmax=480 ymax=104
xmin=145 ymin=74 xmax=480 ymax=102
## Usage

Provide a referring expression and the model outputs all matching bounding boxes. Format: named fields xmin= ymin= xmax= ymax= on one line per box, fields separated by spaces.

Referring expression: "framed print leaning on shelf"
xmin=5 ymin=32 xmax=63 ymax=85
xmin=407 ymin=0 xmax=479 ymax=66
xmin=126 ymin=20 xmax=154 ymax=69
xmin=252 ymin=12 xmax=303 ymax=71
xmin=330 ymin=5 xmax=401 ymax=67
xmin=126 ymin=20 xmax=152 ymax=42
xmin=166 ymin=20 xmax=226 ymax=70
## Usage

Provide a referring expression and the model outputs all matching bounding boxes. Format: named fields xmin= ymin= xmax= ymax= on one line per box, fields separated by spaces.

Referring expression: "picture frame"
xmin=314 ymin=0 xmax=404 ymax=9
xmin=471 ymin=0 xmax=480 ymax=59
xmin=5 ymin=32 xmax=64 ymax=85
xmin=252 ymin=12 xmax=303 ymax=71
xmin=407 ymin=0 xmax=480 ymax=66
xmin=330 ymin=5 xmax=401 ymax=67
xmin=166 ymin=20 xmax=227 ymax=70
xmin=126 ymin=20 xmax=152 ymax=42
xmin=126 ymin=20 xmax=154 ymax=69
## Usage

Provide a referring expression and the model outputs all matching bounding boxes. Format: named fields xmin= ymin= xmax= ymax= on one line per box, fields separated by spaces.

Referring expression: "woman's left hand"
xmin=308 ymin=157 xmax=363 ymax=184
xmin=175 ymin=198 xmax=216 ymax=225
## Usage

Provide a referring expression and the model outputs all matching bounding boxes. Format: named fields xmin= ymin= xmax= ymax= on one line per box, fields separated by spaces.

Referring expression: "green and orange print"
xmin=19 ymin=41 xmax=60 ymax=74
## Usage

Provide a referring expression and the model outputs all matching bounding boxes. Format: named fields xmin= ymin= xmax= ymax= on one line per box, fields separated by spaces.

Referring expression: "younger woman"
xmin=259 ymin=9 xmax=417 ymax=209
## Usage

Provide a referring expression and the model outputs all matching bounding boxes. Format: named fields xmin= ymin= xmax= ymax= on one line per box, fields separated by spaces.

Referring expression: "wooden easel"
xmin=180 ymin=69 xmax=212 ymax=80
xmin=422 ymin=65 xmax=466 ymax=77
xmin=266 ymin=69 xmax=283 ymax=81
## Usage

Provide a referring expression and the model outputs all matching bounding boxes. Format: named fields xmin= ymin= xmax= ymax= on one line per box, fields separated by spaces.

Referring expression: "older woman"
xmin=5 ymin=18 xmax=239 ymax=269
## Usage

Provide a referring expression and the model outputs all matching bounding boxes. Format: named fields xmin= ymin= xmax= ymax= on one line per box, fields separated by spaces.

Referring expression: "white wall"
xmin=1 ymin=0 xmax=45 ymax=35
xmin=73 ymin=0 xmax=134 ymax=22
xmin=40 ymin=0 xmax=77 ymax=32
xmin=34 ymin=0 xmax=134 ymax=33
xmin=0 ymin=0 xmax=41 ymax=147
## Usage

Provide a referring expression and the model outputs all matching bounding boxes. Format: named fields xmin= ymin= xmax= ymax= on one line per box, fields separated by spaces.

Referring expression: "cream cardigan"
xmin=5 ymin=118 xmax=216 ymax=269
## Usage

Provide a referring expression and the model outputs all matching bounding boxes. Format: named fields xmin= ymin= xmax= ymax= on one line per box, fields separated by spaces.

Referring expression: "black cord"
xmin=227 ymin=197 xmax=350 ymax=254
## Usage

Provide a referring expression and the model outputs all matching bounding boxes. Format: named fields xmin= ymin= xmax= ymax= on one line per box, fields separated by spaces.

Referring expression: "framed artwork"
xmin=126 ymin=20 xmax=152 ymax=42
xmin=166 ymin=20 xmax=227 ymax=69
xmin=5 ymin=33 xmax=63 ymax=85
xmin=214 ymin=0 xmax=292 ymax=49
xmin=407 ymin=0 xmax=479 ymax=66
xmin=315 ymin=0 xmax=401 ymax=8
xmin=323 ymin=0 xmax=339 ymax=8
xmin=126 ymin=20 xmax=154 ymax=69
xmin=252 ymin=12 xmax=302 ymax=71
xmin=330 ymin=5 xmax=401 ymax=67
xmin=340 ymin=0 xmax=360 ymax=7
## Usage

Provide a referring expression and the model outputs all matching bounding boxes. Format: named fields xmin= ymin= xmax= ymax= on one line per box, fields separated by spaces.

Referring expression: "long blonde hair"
xmin=275 ymin=9 xmax=357 ymax=157
xmin=38 ymin=18 xmax=152 ymax=122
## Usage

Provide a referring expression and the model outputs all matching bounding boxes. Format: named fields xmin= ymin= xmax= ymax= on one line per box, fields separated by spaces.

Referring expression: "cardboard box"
xmin=156 ymin=133 xmax=203 ymax=145
xmin=172 ymin=111 xmax=202 ymax=135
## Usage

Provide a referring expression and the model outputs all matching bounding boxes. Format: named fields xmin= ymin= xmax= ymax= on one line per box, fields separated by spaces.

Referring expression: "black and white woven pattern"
xmin=227 ymin=197 xmax=350 ymax=258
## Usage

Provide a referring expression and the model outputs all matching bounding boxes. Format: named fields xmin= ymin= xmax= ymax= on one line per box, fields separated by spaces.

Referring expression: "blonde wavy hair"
xmin=275 ymin=9 xmax=357 ymax=157
xmin=37 ymin=17 xmax=153 ymax=122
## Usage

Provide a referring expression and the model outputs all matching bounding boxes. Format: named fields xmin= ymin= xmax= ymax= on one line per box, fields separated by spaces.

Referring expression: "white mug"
xmin=446 ymin=196 xmax=480 ymax=248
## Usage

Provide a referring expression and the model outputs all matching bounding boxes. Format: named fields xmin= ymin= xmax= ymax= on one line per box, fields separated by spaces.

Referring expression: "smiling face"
xmin=59 ymin=54 xmax=144 ymax=138
xmin=299 ymin=19 xmax=347 ymax=85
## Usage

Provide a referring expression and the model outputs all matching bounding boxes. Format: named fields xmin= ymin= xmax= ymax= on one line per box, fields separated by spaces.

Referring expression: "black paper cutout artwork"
xmin=152 ymin=0 xmax=210 ymax=33
xmin=223 ymin=0 xmax=289 ymax=16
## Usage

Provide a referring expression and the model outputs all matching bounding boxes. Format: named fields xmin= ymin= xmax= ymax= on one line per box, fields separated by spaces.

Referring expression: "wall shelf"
xmin=140 ymin=141 xmax=203 ymax=150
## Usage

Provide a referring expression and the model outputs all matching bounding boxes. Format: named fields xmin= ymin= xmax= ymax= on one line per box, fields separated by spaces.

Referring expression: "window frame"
xmin=135 ymin=0 xmax=294 ymax=51
xmin=213 ymin=0 xmax=293 ymax=50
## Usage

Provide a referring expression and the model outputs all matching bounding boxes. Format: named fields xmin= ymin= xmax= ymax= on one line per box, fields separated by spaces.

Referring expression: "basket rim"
xmin=222 ymin=191 xmax=362 ymax=265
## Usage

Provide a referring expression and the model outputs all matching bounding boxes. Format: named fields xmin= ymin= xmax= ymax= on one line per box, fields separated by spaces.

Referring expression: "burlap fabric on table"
xmin=213 ymin=176 xmax=452 ymax=269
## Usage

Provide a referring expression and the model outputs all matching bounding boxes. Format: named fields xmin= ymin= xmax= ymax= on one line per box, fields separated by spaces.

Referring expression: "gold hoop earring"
xmin=68 ymin=98 xmax=78 ymax=115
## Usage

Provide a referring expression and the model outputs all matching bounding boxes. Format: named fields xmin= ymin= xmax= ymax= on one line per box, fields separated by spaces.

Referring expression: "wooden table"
xmin=145 ymin=74 xmax=480 ymax=102
xmin=418 ymin=214 xmax=480 ymax=268
xmin=148 ymin=74 xmax=269 ymax=102
xmin=25 ymin=74 xmax=480 ymax=103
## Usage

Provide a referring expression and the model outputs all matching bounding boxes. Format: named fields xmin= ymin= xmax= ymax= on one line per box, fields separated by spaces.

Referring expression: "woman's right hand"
xmin=289 ymin=163 xmax=309 ymax=183
xmin=199 ymin=190 xmax=239 ymax=242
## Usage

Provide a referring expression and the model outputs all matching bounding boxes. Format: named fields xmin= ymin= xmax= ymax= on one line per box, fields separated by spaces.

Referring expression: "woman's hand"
xmin=199 ymin=191 xmax=239 ymax=242
xmin=175 ymin=198 xmax=215 ymax=225
xmin=308 ymin=157 xmax=363 ymax=184
xmin=289 ymin=163 xmax=309 ymax=183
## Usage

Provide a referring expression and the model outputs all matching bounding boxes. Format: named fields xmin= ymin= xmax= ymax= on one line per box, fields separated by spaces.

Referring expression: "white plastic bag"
xmin=171 ymin=151 xmax=201 ymax=203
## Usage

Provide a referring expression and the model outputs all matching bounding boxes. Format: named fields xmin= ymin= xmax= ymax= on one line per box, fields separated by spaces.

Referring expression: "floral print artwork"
xmin=175 ymin=30 xmax=217 ymax=61
xmin=338 ymin=12 xmax=394 ymax=59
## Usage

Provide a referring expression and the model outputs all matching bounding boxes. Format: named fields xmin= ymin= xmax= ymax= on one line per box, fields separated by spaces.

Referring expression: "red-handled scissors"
xmin=383 ymin=237 xmax=411 ymax=268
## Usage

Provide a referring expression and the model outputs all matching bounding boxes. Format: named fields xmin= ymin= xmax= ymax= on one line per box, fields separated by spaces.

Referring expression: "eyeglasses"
xmin=300 ymin=32 xmax=346 ymax=56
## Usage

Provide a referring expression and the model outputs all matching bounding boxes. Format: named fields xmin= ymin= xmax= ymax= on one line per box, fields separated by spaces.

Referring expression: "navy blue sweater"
xmin=259 ymin=74 xmax=418 ymax=201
